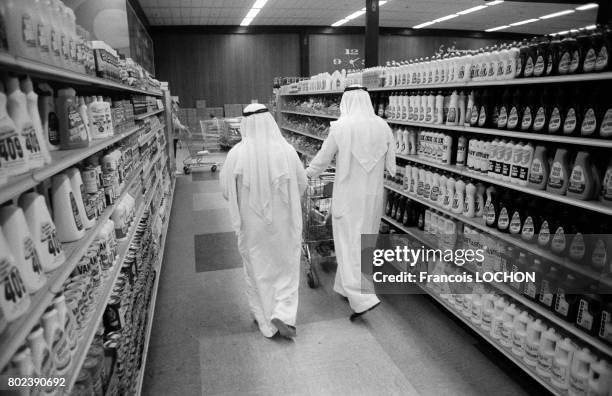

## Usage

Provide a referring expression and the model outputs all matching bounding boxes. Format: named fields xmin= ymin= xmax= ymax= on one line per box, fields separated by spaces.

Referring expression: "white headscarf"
xmin=332 ymin=85 xmax=392 ymax=182
xmin=230 ymin=103 xmax=293 ymax=225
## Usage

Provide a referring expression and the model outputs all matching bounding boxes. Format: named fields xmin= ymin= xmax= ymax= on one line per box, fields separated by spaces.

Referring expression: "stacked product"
xmin=282 ymin=114 xmax=330 ymax=140
xmin=131 ymin=96 xmax=160 ymax=116
xmin=282 ymin=96 xmax=340 ymax=117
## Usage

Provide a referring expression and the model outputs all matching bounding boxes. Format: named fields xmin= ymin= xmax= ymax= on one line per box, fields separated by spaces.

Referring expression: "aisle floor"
xmin=143 ymin=160 xmax=537 ymax=396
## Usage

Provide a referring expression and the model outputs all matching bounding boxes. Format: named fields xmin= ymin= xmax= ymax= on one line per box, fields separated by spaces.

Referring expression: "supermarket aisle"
xmin=142 ymin=166 xmax=536 ymax=396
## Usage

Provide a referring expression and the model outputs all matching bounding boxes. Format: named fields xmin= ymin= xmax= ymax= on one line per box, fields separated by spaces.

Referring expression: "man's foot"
xmin=349 ymin=302 xmax=381 ymax=322
xmin=271 ymin=318 xmax=296 ymax=339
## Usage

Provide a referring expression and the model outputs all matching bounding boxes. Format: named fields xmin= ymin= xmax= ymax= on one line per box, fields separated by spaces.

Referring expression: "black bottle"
xmin=576 ymin=284 xmax=604 ymax=335
xmin=569 ymin=33 xmax=581 ymax=74
xmin=546 ymin=35 xmax=560 ymax=76
xmin=469 ymin=90 xmax=481 ymax=127
xmin=557 ymin=35 xmax=575 ymax=75
xmin=595 ymin=25 xmax=611 ymax=72
xmin=520 ymin=88 xmax=537 ymax=131
xmin=550 ymin=207 xmax=570 ymax=256
xmin=517 ymin=40 xmax=530 ymax=78
xmin=496 ymin=190 xmax=512 ymax=233
xmin=506 ymin=88 xmax=522 ymax=130
xmin=576 ymin=29 xmax=592 ymax=74
xmin=395 ymin=196 xmax=407 ymax=222
xmin=562 ymin=88 xmax=581 ymax=136
xmin=385 ymin=192 xmax=395 ymax=216
xmin=539 ymin=266 xmax=560 ymax=309
xmin=478 ymin=89 xmax=493 ymax=128
xmin=521 ymin=199 xmax=541 ymax=243
xmin=532 ymin=88 xmax=551 ymax=133
xmin=537 ymin=202 xmax=555 ymax=249
xmin=508 ymin=194 xmax=525 ymax=236
xmin=553 ymin=274 xmax=582 ymax=322
xmin=533 ymin=38 xmax=549 ymax=77
xmin=523 ymin=258 xmax=545 ymax=301
xmin=548 ymin=87 xmax=565 ymax=134
xmin=581 ymin=29 xmax=599 ymax=74
xmin=497 ymin=88 xmax=512 ymax=129
xmin=580 ymin=86 xmax=600 ymax=137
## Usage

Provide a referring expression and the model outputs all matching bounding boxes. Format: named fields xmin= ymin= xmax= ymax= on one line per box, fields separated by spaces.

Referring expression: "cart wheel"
xmin=211 ymin=165 xmax=217 ymax=172
xmin=184 ymin=166 xmax=191 ymax=175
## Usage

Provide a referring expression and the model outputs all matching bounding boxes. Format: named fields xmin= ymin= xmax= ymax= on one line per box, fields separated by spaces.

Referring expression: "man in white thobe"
xmin=220 ymin=104 xmax=307 ymax=338
xmin=306 ymin=86 xmax=396 ymax=320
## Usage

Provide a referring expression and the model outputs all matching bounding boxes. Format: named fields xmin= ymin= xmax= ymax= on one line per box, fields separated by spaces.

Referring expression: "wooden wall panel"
xmin=379 ymin=35 xmax=499 ymax=63
xmin=152 ymin=32 xmax=300 ymax=108
xmin=308 ymin=34 xmax=365 ymax=75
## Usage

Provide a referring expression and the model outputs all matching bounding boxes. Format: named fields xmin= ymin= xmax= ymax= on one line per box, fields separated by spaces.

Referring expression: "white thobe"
xmin=306 ymin=126 xmax=396 ymax=313
xmin=221 ymin=147 xmax=307 ymax=337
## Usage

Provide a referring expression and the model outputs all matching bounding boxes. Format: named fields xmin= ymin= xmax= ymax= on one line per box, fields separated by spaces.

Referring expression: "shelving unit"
xmin=395 ymin=153 xmax=612 ymax=216
xmin=134 ymin=108 xmax=165 ymax=121
xmin=138 ymin=124 xmax=166 ymax=147
xmin=63 ymin=175 xmax=161 ymax=393
xmin=0 ymin=52 xmax=162 ymax=96
xmin=281 ymin=110 xmax=339 ymax=119
xmin=281 ymin=125 xmax=327 ymax=141
xmin=134 ymin=178 xmax=175 ymax=396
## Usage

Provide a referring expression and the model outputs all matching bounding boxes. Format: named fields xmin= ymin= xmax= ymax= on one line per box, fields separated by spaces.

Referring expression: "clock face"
xmin=333 ymin=48 xmax=365 ymax=69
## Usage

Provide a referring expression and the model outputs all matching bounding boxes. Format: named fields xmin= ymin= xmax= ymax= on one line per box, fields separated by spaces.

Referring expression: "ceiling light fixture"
xmin=540 ymin=9 xmax=574 ymax=19
xmin=585 ymin=24 xmax=597 ymax=30
xmin=485 ymin=25 xmax=510 ymax=32
xmin=510 ymin=18 xmax=539 ymax=26
xmin=240 ymin=17 xmax=254 ymax=26
xmin=240 ymin=0 xmax=268 ymax=26
xmin=457 ymin=5 xmax=488 ymax=15
xmin=576 ymin=3 xmax=598 ymax=11
xmin=433 ymin=14 xmax=459 ymax=23
xmin=486 ymin=0 xmax=504 ymax=5
xmin=330 ymin=0 xmax=389 ymax=27
xmin=413 ymin=21 xmax=435 ymax=29
xmin=245 ymin=8 xmax=260 ymax=19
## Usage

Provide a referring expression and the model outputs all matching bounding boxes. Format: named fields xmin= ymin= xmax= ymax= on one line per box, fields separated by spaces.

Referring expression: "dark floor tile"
xmin=194 ymin=232 xmax=242 ymax=272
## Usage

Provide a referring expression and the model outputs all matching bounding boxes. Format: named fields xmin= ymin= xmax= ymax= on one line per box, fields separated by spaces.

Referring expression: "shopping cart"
xmin=302 ymin=172 xmax=335 ymax=288
xmin=181 ymin=120 xmax=223 ymax=174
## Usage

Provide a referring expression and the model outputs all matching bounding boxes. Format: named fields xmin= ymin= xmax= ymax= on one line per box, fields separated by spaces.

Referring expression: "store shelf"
xmin=380 ymin=214 xmax=612 ymax=358
xmin=142 ymin=151 xmax=163 ymax=180
xmin=395 ymin=154 xmax=612 ymax=216
xmin=0 ymin=125 xmax=142 ymax=204
xmin=0 ymin=52 xmax=162 ymax=97
xmin=134 ymin=178 xmax=175 ymax=396
xmin=0 ymin=162 xmax=143 ymax=371
xmin=368 ymin=71 xmax=612 ymax=91
xmin=387 ymin=120 xmax=612 ymax=149
xmin=281 ymin=125 xmax=327 ymax=141
xmin=134 ymin=109 xmax=165 ymax=121
xmin=383 ymin=183 xmax=612 ymax=289
xmin=281 ymin=110 xmax=339 ymax=119
xmin=63 ymin=175 xmax=160 ymax=393
xmin=280 ymin=90 xmax=344 ymax=96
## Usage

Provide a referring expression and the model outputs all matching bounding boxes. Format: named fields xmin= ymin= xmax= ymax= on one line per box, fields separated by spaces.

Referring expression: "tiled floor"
xmin=143 ymin=163 xmax=543 ymax=396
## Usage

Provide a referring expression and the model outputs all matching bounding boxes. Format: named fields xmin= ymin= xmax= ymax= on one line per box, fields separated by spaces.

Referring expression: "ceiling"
xmin=139 ymin=0 xmax=598 ymax=35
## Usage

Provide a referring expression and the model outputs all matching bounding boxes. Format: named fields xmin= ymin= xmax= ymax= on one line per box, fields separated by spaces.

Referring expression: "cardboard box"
xmin=224 ymin=104 xmax=243 ymax=118
xmin=196 ymin=100 xmax=207 ymax=109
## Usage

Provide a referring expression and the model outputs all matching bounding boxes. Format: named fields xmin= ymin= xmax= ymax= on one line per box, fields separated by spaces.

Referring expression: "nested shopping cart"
xmin=302 ymin=172 xmax=335 ymax=288
xmin=181 ymin=119 xmax=224 ymax=174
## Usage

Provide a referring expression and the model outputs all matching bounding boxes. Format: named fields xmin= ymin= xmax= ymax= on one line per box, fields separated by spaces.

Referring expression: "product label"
xmin=569 ymin=50 xmax=580 ymax=73
xmin=515 ymin=57 xmax=522 ymax=77
xmin=534 ymin=55 xmax=545 ymax=76
xmin=521 ymin=216 xmax=535 ymax=240
xmin=528 ymin=159 xmax=545 ymax=184
xmin=524 ymin=57 xmax=534 ymax=77
xmin=478 ymin=106 xmax=487 ymax=127
xmin=38 ymin=23 xmax=50 ymax=52
xmin=509 ymin=212 xmax=522 ymax=234
xmin=538 ymin=221 xmax=551 ymax=247
xmin=546 ymin=54 xmax=553 ymax=75
xmin=584 ymin=48 xmax=597 ymax=72
xmin=61 ymin=34 xmax=69 ymax=60
xmin=551 ymin=363 xmax=568 ymax=386
xmin=497 ymin=107 xmax=508 ymax=128
xmin=24 ymin=237 xmax=43 ymax=276
xmin=555 ymin=290 xmax=569 ymax=316
xmin=521 ymin=107 xmax=533 ymax=130
xmin=67 ymin=105 xmax=87 ymax=143
xmin=69 ymin=192 xmax=84 ymax=231
xmin=507 ymin=107 xmax=519 ymax=129
xmin=511 ymin=163 xmax=521 ymax=179
xmin=470 ymin=105 xmax=479 ymax=125
xmin=22 ymin=124 xmax=42 ymax=158
xmin=596 ymin=46 xmax=609 ymax=71
xmin=485 ymin=204 xmax=497 ymax=225
xmin=591 ymin=239 xmax=608 ymax=269
xmin=497 ymin=207 xmax=509 ymax=229
xmin=533 ymin=107 xmax=546 ymax=131
xmin=581 ymin=108 xmax=597 ymax=135
xmin=51 ymin=29 xmax=60 ymax=56
xmin=601 ymin=109 xmax=612 ymax=137
xmin=600 ymin=311 xmax=612 ymax=342
xmin=524 ymin=342 xmax=539 ymax=362
xmin=451 ymin=193 xmax=461 ymax=211
xmin=548 ymin=107 xmax=562 ymax=133
xmin=0 ymin=119 xmax=27 ymax=172
xmin=558 ymin=52 xmax=570 ymax=74
xmin=524 ymin=281 xmax=537 ymax=299
xmin=80 ymin=185 xmax=95 ymax=220
xmin=22 ymin=14 xmax=36 ymax=47
xmin=447 ymin=108 xmax=456 ymax=123
xmin=548 ymin=162 xmax=565 ymax=189
xmin=40 ymin=222 xmax=62 ymax=259
xmin=539 ymin=279 xmax=554 ymax=307
xmin=569 ymin=233 xmax=586 ymax=261
xmin=458 ymin=65 xmax=465 ymax=80
xmin=563 ymin=108 xmax=577 ymax=134
xmin=568 ymin=165 xmax=586 ymax=194
xmin=551 ymin=227 xmax=567 ymax=253
xmin=0 ymin=258 xmax=27 ymax=315
xmin=538 ymin=354 xmax=553 ymax=373
xmin=497 ymin=61 xmax=505 ymax=77
xmin=430 ymin=186 xmax=439 ymax=201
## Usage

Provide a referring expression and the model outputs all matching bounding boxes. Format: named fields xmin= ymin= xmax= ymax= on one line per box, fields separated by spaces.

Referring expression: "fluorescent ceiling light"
xmin=510 ymin=18 xmax=539 ymax=26
xmin=379 ymin=1 xmax=388 ymax=5
xmin=458 ymin=5 xmax=488 ymax=15
xmin=433 ymin=14 xmax=458 ymax=23
xmin=554 ymin=30 xmax=569 ymax=35
xmin=245 ymin=8 xmax=260 ymax=18
xmin=576 ymin=3 xmax=598 ymax=11
xmin=252 ymin=0 xmax=268 ymax=8
xmin=413 ymin=21 xmax=435 ymax=29
xmin=240 ymin=17 xmax=253 ymax=26
xmin=346 ymin=10 xmax=366 ymax=20
xmin=585 ymin=24 xmax=597 ymax=30
xmin=331 ymin=19 xmax=349 ymax=27
xmin=487 ymin=0 xmax=504 ymax=5
xmin=540 ymin=9 xmax=574 ymax=19
xmin=485 ymin=25 xmax=510 ymax=32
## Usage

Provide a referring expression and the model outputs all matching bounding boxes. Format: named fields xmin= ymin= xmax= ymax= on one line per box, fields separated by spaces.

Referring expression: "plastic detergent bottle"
xmin=28 ymin=326 xmax=58 ymax=396
xmin=506 ymin=89 xmax=522 ymax=130
xmin=511 ymin=311 xmax=531 ymax=357
xmin=500 ymin=141 xmax=514 ymax=182
xmin=551 ymin=338 xmax=576 ymax=390
xmin=521 ymin=89 xmax=536 ymax=131
xmin=56 ymin=88 xmax=88 ymax=149
xmin=4 ymin=0 xmax=39 ymax=61
xmin=580 ymin=87 xmax=599 ymax=137
xmin=65 ymin=167 xmax=95 ymax=229
xmin=524 ymin=318 xmax=545 ymax=366
xmin=444 ymin=177 xmax=455 ymax=210
xmin=403 ymin=165 xmax=411 ymax=192
xmin=474 ymin=183 xmax=485 ymax=218
xmin=538 ymin=266 xmax=560 ymax=311
xmin=532 ymin=88 xmax=550 ymax=133
xmin=508 ymin=195 xmax=524 ymax=236
xmin=424 ymin=170 xmax=433 ymax=200
xmin=563 ymin=90 xmax=581 ymax=136
xmin=588 ymin=360 xmax=612 ymax=396
xmin=490 ymin=297 xmax=507 ymax=339
xmin=483 ymin=186 xmax=498 ymax=226
xmin=500 ymin=303 xmax=519 ymax=348
xmin=51 ymin=173 xmax=85 ymax=242
xmin=402 ymin=129 xmax=410 ymax=155
xmin=510 ymin=142 xmax=524 ymax=184
xmin=575 ymin=285 xmax=603 ymax=336
xmin=554 ymin=274 xmax=581 ymax=323
xmin=419 ymin=92 xmax=427 ymax=122
xmin=601 ymin=159 xmax=612 ymax=207
xmin=469 ymin=91 xmax=481 ymax=127
xmin=497 ymin=88 xmax=511 ymax=129
xmin=52 ymin=293 xmax=76 ymax=354
xmin=0 ymin=81 xmax=29 ymax=177
xmin=416 ymin=168 xmax=426 ymax=196
xmin=411 ymin=166 xmax=419 ymax=195
xmin=550 ymin=208 xmax=570 ymax=255
xmin=478 ymin=293 xmax=495 ymax=332
xmin=446 ymin=90 xmax=458 ymax=126
xmin=567 ymin=151 xmax=596 ymax=200
xmin=456 ymin=136 xmax=467 ymax=167
xmin=78 ymin=97 xmax=90 ymax=141
xmin=451 ymin=179 xmax=465 ymax=214
xmin=537 ymin=328 xmax=560 ymax=377
xmin=528 ymin=146 xmax=549 ymax=190
xmin=20 ymin=76 xmax=50 ymax=164
xmin=88 ymin=96 xmax=106 ymax=139
xmin=434 ymin=91 xmax=444 ymax=124
xmin=0 ymin=225 xmax=31 ymax=321
xmin=569 ymin=348 xmax=596 ymax=396
xmin=463 ymin=182 xmax=476 ymax=218
xmin=520 ymin=199 xmax=539 ymax=244
xmin=0 ymin=205 xmax=46 ymax=293
xmin=496 ymin=190 xmax=512 ymax=233
xmin=546 ymin=148 xmax=570 ymax=195
xmin=11 ymin=346 xmax=38 ymax=388
xmin=430 ymin=172 xmax=441 ymax=202
xmin=6 ymin=76 xmax=44 ymax=170
xmin=590 ymin=224 xmax=611 ymax=272
xmin=42 ymin=306 xmax=71 ymax=376
xmin=37 ymin=84 xmax=60 ymax=151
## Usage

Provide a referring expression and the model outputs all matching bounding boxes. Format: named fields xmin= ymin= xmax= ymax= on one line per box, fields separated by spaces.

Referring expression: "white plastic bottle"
xmin=588 ymin=360 xmax=612 ymax=396
xmin=490 ymin=297 xmax=507 ymax=339
xmin=444 ymin=177 xmax=455 ymax=210
xmin=0 ymin=227 xmax=31 ymax=321
xmin=52 ymin=293 xmax=77 ymax=355
xmin=511 ymin=311 xmax=531 ymax=357
xmin=0 ymin=205 xmax=46 ymax=293
xmin=20 ymin=76 xmax=51 ymax=164
xmin=78 ymin=97 xmax=91 ymax=141
xmin=480 ymin=293 xmax=495 ymax=331
xmin=507 ymin=42 xmax=520 ymax=79
xmin=411 ymin=166 xmax=418 ymax=195
xmin=552 ymin=338 xmax=576 ymax=390
xmin=569 ymin=348 xmax=596 ymax=396
xmin=465 ymin=91 xmax=474 ymax=126
xmin=475 ymin=183 xmax=486 ymax=218
xmin=524 ymin=319 xmax=545 ymax=366
xmin=51 ymin=173 xmax=85 ymax=242
xmin=6 ymin=76 xmax=45 ymax=170
xmin=500 ymin=303 xmax=519 ymax=348
xmin=65 ymin=167 xmax=96 ymax=229
xmin=434 ymin=91 xmax=444 ymax=124
xmin=452 ymin=179 xmax=465 ymax=214
xmin=403 ymin=164 xmax=412 ymax=192
xmin=502 ymin=141 xmax=515 ymax=182
xmin=537 ymin=328 xmax=560 ymax=378
xmin=519 ymin=143 xmax=534 ymax=186
xmin=510 ymin=142 xmax=524 ymax=184
xmin=37 ymin=83 xmax=60 ymax=151
xmin=446 ymin=90 xmax=459 ymax=126
xmin=0 ymin=81 xmax=28 ymax=177
xmin=480 ymin=141 xmax=490 ymax=173
xmin=42 ymin=307 xmax=71 ymax=375
xmin=463 ymin=182 xmax=476 ymax=218
xmin=4 ymin=0 xmax=40 ymax=61
xmin=27 ymin=325 xmax=57 ymax=394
